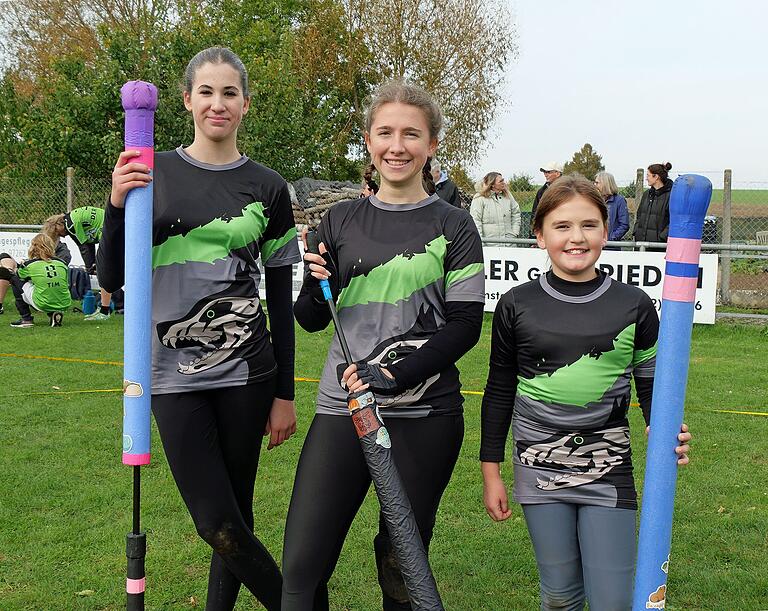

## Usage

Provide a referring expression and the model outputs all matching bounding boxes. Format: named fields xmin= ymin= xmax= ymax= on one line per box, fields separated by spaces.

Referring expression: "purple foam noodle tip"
xmin=121 ymin=81 xmax=158 ymax=148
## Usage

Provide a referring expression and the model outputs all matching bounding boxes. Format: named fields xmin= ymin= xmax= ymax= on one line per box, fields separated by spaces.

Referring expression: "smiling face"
xmin=364 ymin=102 xmax=437 ymax=196
xmin=535 ymin=195 xmax=607 ymax=282
xmin=184 ymin=62 xmax=250 ymax=146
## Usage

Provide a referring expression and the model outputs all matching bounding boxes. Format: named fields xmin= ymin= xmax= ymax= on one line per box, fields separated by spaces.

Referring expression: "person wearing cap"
xmin=530 ymin=162 xmax=563 ymax=237
xmin=431 ymin=159 xmax=462 ymax=207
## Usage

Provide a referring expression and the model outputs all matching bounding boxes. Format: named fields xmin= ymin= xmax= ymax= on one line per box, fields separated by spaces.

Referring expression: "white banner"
xmin=482 ymin=247 xmax=718 ymax=324
xmin=2 ymin=231 xmax=716 ymax=323
xmin=0 ymin=231 xmax=87 ymax=267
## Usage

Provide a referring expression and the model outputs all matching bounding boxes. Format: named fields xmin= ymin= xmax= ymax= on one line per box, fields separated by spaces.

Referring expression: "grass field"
xmin=0 ymin=310 xmax=767 ymax=610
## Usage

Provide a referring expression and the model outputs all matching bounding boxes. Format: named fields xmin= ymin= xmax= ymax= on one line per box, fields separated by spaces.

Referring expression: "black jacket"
xmin=435 ymin=178 xmax=462 ymax=208
xmin=633 ymin=178 xmax=673 ymax=243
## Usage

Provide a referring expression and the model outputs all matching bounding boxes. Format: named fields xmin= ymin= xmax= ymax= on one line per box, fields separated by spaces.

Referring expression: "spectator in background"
xmin=431 ymin=159 xmax=462 ymax=207
xmin=48 ymin=207 xmax=112 ymax=320
xmin=42 ymin=215 xmax=73 ymax=265
xmin=531 ymin=162 xmax=563 ymax=227
xmin=595 ymin=171 xmax=630 ymax=246
xmin=0 ymin=234 xmax=71 ymax=327
xmin=634 ymin=162 xmax=673 ymax=245
xmin=470 ymin=172 xmax=521 ymax=239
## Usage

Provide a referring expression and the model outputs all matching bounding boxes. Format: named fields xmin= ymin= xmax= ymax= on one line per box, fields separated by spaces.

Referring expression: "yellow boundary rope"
xmin=1 ymin=352 xmax=765 ymax=417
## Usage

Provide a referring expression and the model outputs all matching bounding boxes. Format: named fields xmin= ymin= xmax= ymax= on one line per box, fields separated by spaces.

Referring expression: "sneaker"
xmin=50 ymin=312 xmax=63 ymax=327
xmin=10 ymin=318 xmax=34 ymax=328
xmin=84 ymin=311 xmax=110 ymax=321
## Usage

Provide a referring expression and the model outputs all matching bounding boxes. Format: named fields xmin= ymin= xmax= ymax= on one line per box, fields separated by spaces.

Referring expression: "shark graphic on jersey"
xmin=335 ymin=304 xmax=441 ymax=407
xmin=157 ymin=293 xmax=261 ymax=374
xmin=517 ymin=426 xmax=632 ymax=491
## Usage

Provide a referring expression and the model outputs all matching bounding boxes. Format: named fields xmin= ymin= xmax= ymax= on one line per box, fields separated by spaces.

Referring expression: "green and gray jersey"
xmin=138 ymin=147 xmax=299 ymax=394
xmin=64 ymin=206 xmax=105 ymax=245
xmin=315 ymin=194 xmax=485 ymax=418
xmin=17 ymin=257 xmax=72 ymax=311
xmin=482 ymin=271 xmax=658 ymax=509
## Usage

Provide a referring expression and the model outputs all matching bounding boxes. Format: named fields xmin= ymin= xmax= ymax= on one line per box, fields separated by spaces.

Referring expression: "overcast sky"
xmin=474 ymin=0 xmax=768 ymax=188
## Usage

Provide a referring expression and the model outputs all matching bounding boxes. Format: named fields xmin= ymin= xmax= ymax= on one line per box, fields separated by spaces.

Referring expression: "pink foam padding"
xmin=126 ymin=577 xmax=146 ymax=594
xmin=126 ymin=146 xmax=154 ymax=170
xmin=123 ymin=452 xmax=151 ymax=466
xmin=662 ymin=275 xmax=698 ymax=302
xmin=665 ymin=237 xmax=702 ymax=264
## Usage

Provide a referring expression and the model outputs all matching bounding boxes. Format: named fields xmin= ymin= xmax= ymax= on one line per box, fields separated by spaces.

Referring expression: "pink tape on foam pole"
xmin=665 ymin=237 xmax=703 ymax=264
xmin=123 ymin=452 xmax=151 ymax=466
xmin=129 ymin=146 xmax=155 ymax=170
xmin=126 ymin=577 xmax=146 ymax=594
xmin=662 ymin=275 xmax=698 ymax=302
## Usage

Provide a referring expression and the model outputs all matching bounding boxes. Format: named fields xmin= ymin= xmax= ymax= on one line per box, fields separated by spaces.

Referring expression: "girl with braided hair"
xmin=282 ymin=79 xmax=484 ymax=610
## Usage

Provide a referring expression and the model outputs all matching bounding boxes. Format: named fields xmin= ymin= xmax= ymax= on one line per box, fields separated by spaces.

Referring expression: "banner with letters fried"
xmin=481 ymin=247 xmax=717 ymax=324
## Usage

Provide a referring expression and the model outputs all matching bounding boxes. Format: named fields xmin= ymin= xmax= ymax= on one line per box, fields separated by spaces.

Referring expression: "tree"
xmin=339 ymin=0 xmax=518 ymax=168
xmin=563 ymin=143 xmax=605 ymax=181
xmin=507 ymin=173 xmax=536 ymax=191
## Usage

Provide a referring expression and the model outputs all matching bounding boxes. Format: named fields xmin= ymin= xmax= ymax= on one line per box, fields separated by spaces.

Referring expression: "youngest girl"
xmin=480 ymin=175 xmax=691 ymax=610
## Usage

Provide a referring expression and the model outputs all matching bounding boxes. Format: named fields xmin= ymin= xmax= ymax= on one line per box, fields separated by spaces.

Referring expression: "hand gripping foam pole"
xmin=633 ymin=175 xmax=711 ymax=611
xmin=306 ymin=232 xmax=444 ymax=611
xmin=120 ymin=80 xmax=157 ymax=611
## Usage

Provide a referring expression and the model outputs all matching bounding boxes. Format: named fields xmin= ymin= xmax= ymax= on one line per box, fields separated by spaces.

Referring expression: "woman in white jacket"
xmin=470 ymin=172 xmax=521 ymax=239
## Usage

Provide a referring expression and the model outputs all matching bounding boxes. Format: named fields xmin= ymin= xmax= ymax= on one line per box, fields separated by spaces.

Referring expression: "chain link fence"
xmin=2 ymin=168 xmax=767 ymax=305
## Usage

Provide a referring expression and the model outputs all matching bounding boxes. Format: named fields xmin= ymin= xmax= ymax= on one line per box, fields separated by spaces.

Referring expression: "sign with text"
xmin=0 ymin=231 xmax=86 ymax=267
xmin=482 ymin=247 xmax=718 ymax=324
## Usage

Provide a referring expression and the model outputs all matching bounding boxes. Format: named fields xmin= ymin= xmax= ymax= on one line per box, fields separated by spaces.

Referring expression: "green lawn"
xmin=0 ymin=311 xmax=766 ymax=610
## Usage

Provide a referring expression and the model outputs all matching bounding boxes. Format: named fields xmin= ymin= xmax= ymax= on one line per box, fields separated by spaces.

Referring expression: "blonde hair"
xmin=594 ymin=171 xmax=619 ymax=197
xmin=477 ymin=172 xmax=510 ymax=198
xmin=28 ymin=233 xmax=56 ymax=260
xmin=42 ymin=214 xmax=65 ymax=241
xmin=363 ymin=79 xmax=443 ymax=140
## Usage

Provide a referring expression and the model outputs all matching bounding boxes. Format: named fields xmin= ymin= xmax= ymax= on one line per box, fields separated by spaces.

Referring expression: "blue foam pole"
xmin=120 ymin=81 xmax=157 ymax=467
xmin=633 ymin=175 xmax=711 ymax=610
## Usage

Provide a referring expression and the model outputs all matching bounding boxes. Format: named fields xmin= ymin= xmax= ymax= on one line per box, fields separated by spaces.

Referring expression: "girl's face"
xmin=535 ymin=195 xmax=607 ymax=282
xmin=365 ymin=102 xmax=437 ymax=191
xmin=646 ymin=171 xmax=660 ymax=187
xmin=184 ymin=62 xmax=249 ymax=144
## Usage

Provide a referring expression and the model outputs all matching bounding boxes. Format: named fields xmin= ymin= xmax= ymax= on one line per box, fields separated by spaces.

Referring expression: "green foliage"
xmin=563 ymin=143 xmax=605 ymax=181
xmin=618 ymin=180 xmax=637 ymax=199
xmin=507 ymin=172 xmax=535 ymax=191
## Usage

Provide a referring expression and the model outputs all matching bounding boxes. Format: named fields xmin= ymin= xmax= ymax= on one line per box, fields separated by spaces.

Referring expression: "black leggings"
xmin=281 ymin=412 xmax=464 ymax=611
xmin=152 ymin=380 xmax=282 ymax=611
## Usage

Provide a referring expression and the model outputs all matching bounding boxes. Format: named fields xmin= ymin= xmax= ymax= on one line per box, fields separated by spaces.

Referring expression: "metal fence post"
xmin=721 ymin=169 xmax=732 ymax=304
xmin=66 ymin=167 xmax=75 ymax=212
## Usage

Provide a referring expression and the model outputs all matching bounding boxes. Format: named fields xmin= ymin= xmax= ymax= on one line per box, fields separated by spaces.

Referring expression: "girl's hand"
xmin=300 ymin=228 xmax=331 ymax=282
xmin=341 ymin=363 xmax=394 ymax=394
xmin=481 ymin=463 xmax=512 ymax=522
xmin=110 ymin=150 xmax=152 ymax=209
xmin=264 ymin=398 xmax=297 ymax=450
xmin=645 ymin=422 xmax=692 ymax=465
xmin=676 ymin=422 xmax=691 ymax=465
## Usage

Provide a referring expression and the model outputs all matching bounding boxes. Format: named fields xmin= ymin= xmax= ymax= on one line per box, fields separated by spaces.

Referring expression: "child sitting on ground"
xmin=0 ymin=234 xmax=72 ymax=328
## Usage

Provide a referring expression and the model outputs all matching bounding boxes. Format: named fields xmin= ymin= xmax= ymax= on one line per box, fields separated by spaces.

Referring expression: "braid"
xmin=422 ymin=157 xmax=436 ymax=195
xmin=363 ymin=163 xmax=379 ymax=194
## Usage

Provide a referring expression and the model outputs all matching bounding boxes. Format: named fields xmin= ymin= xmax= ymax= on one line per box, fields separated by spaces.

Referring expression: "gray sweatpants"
xmin=522 ymin=503 xmax=636 ymax=611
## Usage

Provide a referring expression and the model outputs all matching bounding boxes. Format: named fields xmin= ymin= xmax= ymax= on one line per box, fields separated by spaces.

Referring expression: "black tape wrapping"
xmin=353 ymin=404 xmax=444 ymax=611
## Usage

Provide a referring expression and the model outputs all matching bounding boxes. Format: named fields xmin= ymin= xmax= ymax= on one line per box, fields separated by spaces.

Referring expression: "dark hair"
xmin=533 ymin=175 xmax=607 ymax=235
xmin=422 ymin=158 xmax=436 ymax=195
xmin=363 ymin=163 xmax=379 ymax=194
xmin=647 ymin=162 xmax=672 ymax=182
xmin=183 ymin=47 xmax=249 ymax=97
xmin=363 ymin=80 xmax=443 ymax=140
